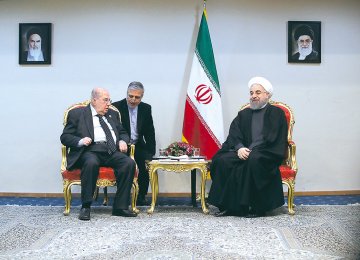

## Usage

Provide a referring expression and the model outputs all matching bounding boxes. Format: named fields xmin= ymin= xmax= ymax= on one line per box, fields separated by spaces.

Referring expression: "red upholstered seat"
xmin=61 ymin=100 xmax=139 ymax=216
xmin=241 ymin=100 xmax=298 ymax=215
xmin=62 ymin=167 xmax=139 ymax=182
xmin=279 ymin=165 xmax=297 ymax=179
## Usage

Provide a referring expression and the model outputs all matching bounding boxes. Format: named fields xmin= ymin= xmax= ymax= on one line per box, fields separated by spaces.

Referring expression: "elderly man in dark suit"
xmin=112 ymin=82 xmax=156 ymax=206
xmin=61 ymin=87 xmax=137 ymax=220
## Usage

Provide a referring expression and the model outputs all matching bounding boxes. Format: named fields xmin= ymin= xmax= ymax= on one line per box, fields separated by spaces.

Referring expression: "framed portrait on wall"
xmin=19 ymin=23 xmax=52 ymax=65
xmin=288 ymin=21 xmax=321 ymax=63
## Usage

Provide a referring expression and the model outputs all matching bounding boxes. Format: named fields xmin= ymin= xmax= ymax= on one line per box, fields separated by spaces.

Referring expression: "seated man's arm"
xmin=60 ymin=109 xmax=89 ymax=147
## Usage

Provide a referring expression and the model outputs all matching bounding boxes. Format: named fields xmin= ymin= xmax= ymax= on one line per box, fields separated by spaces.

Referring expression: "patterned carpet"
xmin=0 ymin=205 xmax=359 ymax=259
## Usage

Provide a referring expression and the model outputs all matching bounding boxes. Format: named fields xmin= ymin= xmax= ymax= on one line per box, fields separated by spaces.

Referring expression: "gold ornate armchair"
xmin=61 ymin=100 xmax=139 ymax=216
xmin=241 ymin=100 xmax=298 ymax=215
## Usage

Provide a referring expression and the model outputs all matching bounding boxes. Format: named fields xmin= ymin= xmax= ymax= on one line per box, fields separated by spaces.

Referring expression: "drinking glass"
xmin=159 ymin=148 xmax=167 ymax=157
xmin=193 ymin=148 xmax=200 ymax=157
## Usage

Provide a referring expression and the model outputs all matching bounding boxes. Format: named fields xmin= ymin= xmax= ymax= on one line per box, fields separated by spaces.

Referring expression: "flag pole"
xmin=203 ymin=0 xmax=207 ymax=17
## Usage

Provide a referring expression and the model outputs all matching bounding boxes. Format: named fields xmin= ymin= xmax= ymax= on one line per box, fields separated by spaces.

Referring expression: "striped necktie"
xmin=97 ymin=115 xmax=117 ymax=155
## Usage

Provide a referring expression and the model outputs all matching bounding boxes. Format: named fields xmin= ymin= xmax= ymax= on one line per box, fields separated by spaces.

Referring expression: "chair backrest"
xmin=61 ymin=100 xmax=121 ymax=172
xmin=240 ymin=100 xmax=295 ymax=143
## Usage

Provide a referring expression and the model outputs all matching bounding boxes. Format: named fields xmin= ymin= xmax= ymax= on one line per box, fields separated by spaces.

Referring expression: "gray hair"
xmin=127 ymin=81 xmax=144 ymax=93
xmin=91 ymin=87 xmax=107 ymax=99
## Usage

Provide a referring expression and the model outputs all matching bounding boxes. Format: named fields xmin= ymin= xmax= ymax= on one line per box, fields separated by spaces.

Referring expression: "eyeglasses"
xmin=100 ymin=98 xmax=112 ymax=104
xmin=250 ymin=90 xmax=268 ymax=96
xmin=128 ymin=94 xmax=142 ymax=100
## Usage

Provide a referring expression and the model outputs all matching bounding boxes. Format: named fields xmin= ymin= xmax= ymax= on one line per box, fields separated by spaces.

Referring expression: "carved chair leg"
xmin=131 ymin=179 xmax=140 ymax=214
xmin=63 ymin=183 xmax=71 ymax=216
xmin=93 ymin=187 xmax=100 ymax=201
xmin=63 ymin=182 xmax=78 ymax=216
xmin=103 ymin=187 xmax=109 ymax=206
xmin=287 ymin=179 xmax=296 ymax=215
xmin=282 ymin=180 xmax=295 ymax=215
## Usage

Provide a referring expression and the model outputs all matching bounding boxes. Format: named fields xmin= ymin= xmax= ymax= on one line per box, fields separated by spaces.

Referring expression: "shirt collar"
xmin=127 ymin=105 xmax=138 ymax=113
xmin=90 ymin=104 xmax=98 ymax=117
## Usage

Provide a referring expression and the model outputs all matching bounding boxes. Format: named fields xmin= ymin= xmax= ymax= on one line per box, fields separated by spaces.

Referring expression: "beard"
xmin=28 ymin=44 xmax=44 ymax=61
xmin=298 ymin=42 xmax=313 ymax=59
xmin=250 ymin=98 xmax=268 ymax=110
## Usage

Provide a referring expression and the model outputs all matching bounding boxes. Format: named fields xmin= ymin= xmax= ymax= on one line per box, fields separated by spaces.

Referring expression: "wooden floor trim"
xmin=0 ymin=190 xmax=359 ymax=198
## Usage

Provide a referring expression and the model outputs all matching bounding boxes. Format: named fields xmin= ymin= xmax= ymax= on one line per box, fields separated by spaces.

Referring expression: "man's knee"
xmin=118 ymin=156 xmax=136 ymax=171
xmin=82 ymin=158 xmax=100 ymax=169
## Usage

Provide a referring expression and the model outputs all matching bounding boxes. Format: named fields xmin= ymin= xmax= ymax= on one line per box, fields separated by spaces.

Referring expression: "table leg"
xmin=147 ymin=168 xmax=158 ymax=214
xmin=191 ymin=169 xmax=197 ymax=207
xmin=200 ymin=167 xmax=209 ymax=214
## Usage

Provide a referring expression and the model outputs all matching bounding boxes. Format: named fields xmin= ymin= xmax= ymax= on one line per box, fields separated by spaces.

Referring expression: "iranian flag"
xmin=182 ymin=7 xmax=224 ymax=159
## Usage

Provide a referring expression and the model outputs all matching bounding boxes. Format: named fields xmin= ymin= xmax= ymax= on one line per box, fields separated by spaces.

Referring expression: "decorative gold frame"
xmin=61 ymin=100 xmax=139 ymax=215
xmin=288 ymin=21 xmax=321 ymax=64
xmin=19 ymin=23 xmax=52 ymax=65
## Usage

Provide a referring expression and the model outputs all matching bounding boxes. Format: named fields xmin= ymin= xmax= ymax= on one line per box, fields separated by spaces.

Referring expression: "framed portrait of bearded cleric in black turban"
xmin=288 ymin=21 xmax=321 ymax=64
xmin=19 ymin=23 xmax=52 ymax=65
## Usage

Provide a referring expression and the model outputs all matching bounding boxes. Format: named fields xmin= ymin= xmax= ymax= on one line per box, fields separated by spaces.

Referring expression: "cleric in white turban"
xmin=248 ymin=76 xmax=273 ymax=97
xmin=208 ymin=76 xmax=288 ymax=218
xmin=247 ymin=76 xmax=273 ymax=110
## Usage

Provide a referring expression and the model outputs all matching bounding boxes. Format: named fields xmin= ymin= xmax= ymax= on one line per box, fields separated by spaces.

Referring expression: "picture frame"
xmin=288 ymin=21 xmax=321 ymax=64
xmin=19 ymin=23 xmax=52 ymax=65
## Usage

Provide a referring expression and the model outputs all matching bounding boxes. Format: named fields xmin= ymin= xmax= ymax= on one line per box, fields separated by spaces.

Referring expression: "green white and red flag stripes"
xmin=182 ymin=8 xmax=224 ymax=160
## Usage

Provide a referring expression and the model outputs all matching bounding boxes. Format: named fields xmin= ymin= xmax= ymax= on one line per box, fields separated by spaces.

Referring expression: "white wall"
xmin=0 ymin=0 xmax=359 ymax=194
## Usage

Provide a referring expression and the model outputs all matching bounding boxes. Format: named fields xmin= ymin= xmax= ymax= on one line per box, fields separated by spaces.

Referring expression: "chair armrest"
xmin=287 ymin=141 xmax=298 ymax=172
xmin=61 ymin=145 xmax=67 ymax=172
xmin=128 ymin=144 xmax=139 ymax=179
xmin=129 ymin=144 xmax=135 ymax=159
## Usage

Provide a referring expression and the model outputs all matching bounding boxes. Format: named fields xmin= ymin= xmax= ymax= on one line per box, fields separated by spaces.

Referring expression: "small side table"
xmin=146 ymin=159 xmax=210 ymax=214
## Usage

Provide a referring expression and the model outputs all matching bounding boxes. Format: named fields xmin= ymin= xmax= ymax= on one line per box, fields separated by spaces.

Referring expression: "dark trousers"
xmin=79 ymin=146 xmax=136 ymax=209
xmin=134 ymin=145 xmax=152 ymax=198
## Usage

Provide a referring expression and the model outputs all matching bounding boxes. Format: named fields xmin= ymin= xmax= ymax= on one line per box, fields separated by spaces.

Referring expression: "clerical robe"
xmin=208 ymin=104 xmax=287 ymax=215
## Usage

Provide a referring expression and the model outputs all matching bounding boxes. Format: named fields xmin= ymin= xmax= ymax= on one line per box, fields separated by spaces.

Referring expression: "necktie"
xmin=97 ymin=115 xmax=117 ymax=155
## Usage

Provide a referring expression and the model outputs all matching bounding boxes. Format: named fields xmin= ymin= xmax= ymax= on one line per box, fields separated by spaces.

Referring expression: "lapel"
xmin=136 ymin=102 xmax=143 ymax=133
xmin=84 ymin=105 xmax=95 ymax=140
xmin=121 ymin=100 xmax=131 ymax=134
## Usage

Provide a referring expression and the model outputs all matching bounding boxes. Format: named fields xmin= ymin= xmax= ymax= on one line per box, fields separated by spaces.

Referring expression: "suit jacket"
xmin=112 ymin=99 xmax=156 ymax=156
xmin=60 ymin=104 xmax=130 ymax=170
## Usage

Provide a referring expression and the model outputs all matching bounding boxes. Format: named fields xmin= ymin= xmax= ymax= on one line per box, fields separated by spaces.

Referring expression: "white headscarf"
xmin=248 ymin=76 xmax=273 ymax=97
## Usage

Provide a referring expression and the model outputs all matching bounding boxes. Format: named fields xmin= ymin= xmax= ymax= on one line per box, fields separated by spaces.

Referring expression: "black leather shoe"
xmin=136 ymin=196 xmax=149 ymax=206
xmin=79 ymin=207 xmax=91 ymax=221
xmin=112 ymin=209 xmax=137 ymax=217
xmin=215 ymin=210 xmax=229 ymax=217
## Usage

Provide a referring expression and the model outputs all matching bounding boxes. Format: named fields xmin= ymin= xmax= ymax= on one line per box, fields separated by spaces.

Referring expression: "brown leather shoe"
xmin=79 ymin=207 xmax=91 ymax=221
xmin=112 ymin=209 xmax=137 ymax=217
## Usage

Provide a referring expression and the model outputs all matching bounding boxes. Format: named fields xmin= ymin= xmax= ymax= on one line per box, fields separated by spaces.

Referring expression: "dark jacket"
xmin=60 ymin=104 xmax=129 ymax=170
xmin=112 ymin=99 xmax=156 ymax=156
